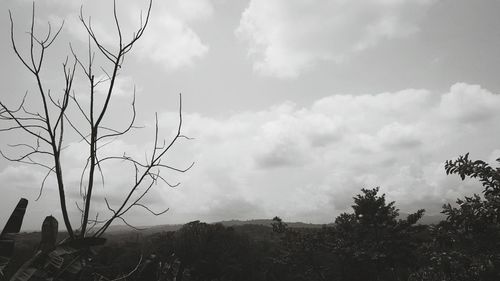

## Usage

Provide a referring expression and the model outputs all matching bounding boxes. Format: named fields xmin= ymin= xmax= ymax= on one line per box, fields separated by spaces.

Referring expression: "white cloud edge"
xmin=236 ymin=0 xmax=436 ymax=78
xmin=1 ymin=82 xmax=499 ymax=227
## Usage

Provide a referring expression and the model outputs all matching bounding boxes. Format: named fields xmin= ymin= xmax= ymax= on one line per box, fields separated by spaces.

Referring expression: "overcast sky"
xmin=1 ymin=0 xmax=500 ymax=231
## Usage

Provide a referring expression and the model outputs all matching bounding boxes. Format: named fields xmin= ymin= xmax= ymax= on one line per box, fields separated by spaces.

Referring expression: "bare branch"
xmin=155 ymin=173 xmax=180 ymax=188
xmin=110 ymin=255 xmax=143 ymax=281
xmin=0 ymin=101 xmax=52 ymax=144
xmin=3 ymin=0 xmax=190 ymax=241
xmin=69 ymin=91 xmax=91 ymax=124
xmin=75 ymin=201 xmax=84 ymax=214
xmin=117 ymin=216 xmax=146 ymax=231
xmin=9 ymin=11 xmax=35 ymax=74
xmin=121 ymin=0 xmax=152 ymax=56
xmin=104 ymin=198 xmax=117 ymax=215
xmin=113 ymin=0 xmax=123 ymax=49
xmin=63 ymin=113 xmax=91 ymax=144
xmin=97 ymin=90 xmax=137 ymax=141
xmin=0 ymin=150 xmax=54 ymax=171
xmin=45 ymin=19 xmax=64 ymax=48
xmin=85 ymin=213 xmax=107 ymax=235
xmin=35 ymin=165 xmax=56 ymax=201
xmin=135 ymin=203 xmax=169 ymax=216
xmin=156 ymin=161 xmax=195 ymax=173
xmin=94 ymin=93 xmax=189 ymax=237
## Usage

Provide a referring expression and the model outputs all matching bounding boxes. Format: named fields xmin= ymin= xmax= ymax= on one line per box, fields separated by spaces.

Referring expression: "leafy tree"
xmin=163 ymin=221 xmax=265 ymax=281
xmin=334 ymin=187 xmax=426 ymax=281
xmin=268 ymin=217 xmax=335 ymax=281
xmin=269 ymin=188 xmax=426 ymax=281
xmin=271 ymin=216 xmax=287 ymax=234
xmin=411 ymin=153 xmax=500 ymax=280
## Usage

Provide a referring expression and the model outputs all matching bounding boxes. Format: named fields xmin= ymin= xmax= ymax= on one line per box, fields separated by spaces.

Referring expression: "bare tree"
xmin=0 ymin=0 xmax=192 ymax=240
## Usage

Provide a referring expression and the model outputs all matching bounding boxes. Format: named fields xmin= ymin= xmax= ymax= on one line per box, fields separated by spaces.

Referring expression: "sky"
xmin=1 ymin=0 xmax=500 ymax=231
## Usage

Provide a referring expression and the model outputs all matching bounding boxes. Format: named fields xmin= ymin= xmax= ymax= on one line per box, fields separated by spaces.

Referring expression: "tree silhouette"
xmin=0 ymin=0 xmax=192 ymax=239
xmin=411 ymin=153 xmax=500 ymax=281
xmin=334 ymin=187 xmax=426 ymax=281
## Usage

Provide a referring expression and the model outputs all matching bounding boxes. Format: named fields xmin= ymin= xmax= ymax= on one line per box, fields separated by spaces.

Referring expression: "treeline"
xmin=7 ymin=154 xmax=500 ymax=280
xmin=81 ymin=153 xmax=500 ymax=281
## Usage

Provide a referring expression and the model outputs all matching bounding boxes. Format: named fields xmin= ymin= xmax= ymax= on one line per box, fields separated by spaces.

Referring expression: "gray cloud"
xmin=2 ymin=0 xmax=500 ymax=230
xmin=173 ymin=82 xmax=500 ymax=220
xmin=1 ymin=82 xmax=498 ymax=229
xmin=41 ymin=0 xmax=213 ymax=70
xmin=440 ymin=83 xmax=500 ymax=123
xmin=202 ymin=197 xmax=266 ymax=222
xmin=236 ymin=0 xmax=436 ymax=77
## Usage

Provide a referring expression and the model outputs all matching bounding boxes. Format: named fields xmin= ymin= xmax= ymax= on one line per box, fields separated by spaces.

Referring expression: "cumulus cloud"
xmin=169 ymin=82 xmax=499 ymax=222
xmin=0 ymin=165 xmax=44 ymax=190
xmin=59 ymin=0 xmax=213 ymax=70
xmin=440 ymin=83 xmax=500 ymax=123
xmin=236 ymin=0 xmax=435 ymax=77
xmin=2 ymin=82 xmax=499 ymax=227
xmin=135 ymin=0 xmax=213 ymax=70
xmin=91 ymin=75 xmax=139 ymax=98
xmin=200 ymin=198 xmax=267 ymax=222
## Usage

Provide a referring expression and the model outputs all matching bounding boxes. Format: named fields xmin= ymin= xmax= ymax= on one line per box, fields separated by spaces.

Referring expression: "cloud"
xmin=201 ymin=197 xmax=267 ymax=222
xmin=91 ymin=75 xmax=139 ymax=98
xmin=168 ymin=82 xmax=499 ymax=221
xmin=377 ymin=122 xmax=422 ymax=148
xmin=2 ymin=82 xmax=499 ymax=228
xmin=236 ymin=0 xmax=435 ymax=77
xmin=440 ymin=83 xmax=500 ymax=123
xmin=0 ymin=165 xmax=44 ymax=190
xmin=58 ymin=0 xmax=213 ymax=70
xmin=135 ymin=0 xmax=213 ymax=70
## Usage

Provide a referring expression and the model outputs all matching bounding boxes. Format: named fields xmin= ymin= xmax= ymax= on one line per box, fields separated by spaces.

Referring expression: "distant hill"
xmin=102 ymin=219 xmax=329 ymax=237
xmin=105 ymin=223 xmax=183 ymax=235
xmin=73 ymin=214 xmax=446 ymax=237
xmin=218 ymin=214 xmax=445 ymax=228
xmin=218 ymin=219 xmax=333 ymax=228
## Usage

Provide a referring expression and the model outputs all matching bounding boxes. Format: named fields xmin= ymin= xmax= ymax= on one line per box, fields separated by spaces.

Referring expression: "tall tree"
xmin=334 ymin=187 xmax=426 ymax=281
xmin=0 ymin=0 xmax=192 ymax=239
xmin=411 ymin=153 xmax=500 ymax=281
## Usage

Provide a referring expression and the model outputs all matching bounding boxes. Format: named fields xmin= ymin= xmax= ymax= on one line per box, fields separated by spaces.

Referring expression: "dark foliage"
xmin=5 ymin=153 xmax=500 ymax=281
xmin=139 ymin=221 xmax=270 ymax=281
xmin=411 ymin=153 xmax=500 ymax=281
xmin=266 ymin=187 xmax=427 ymax=281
